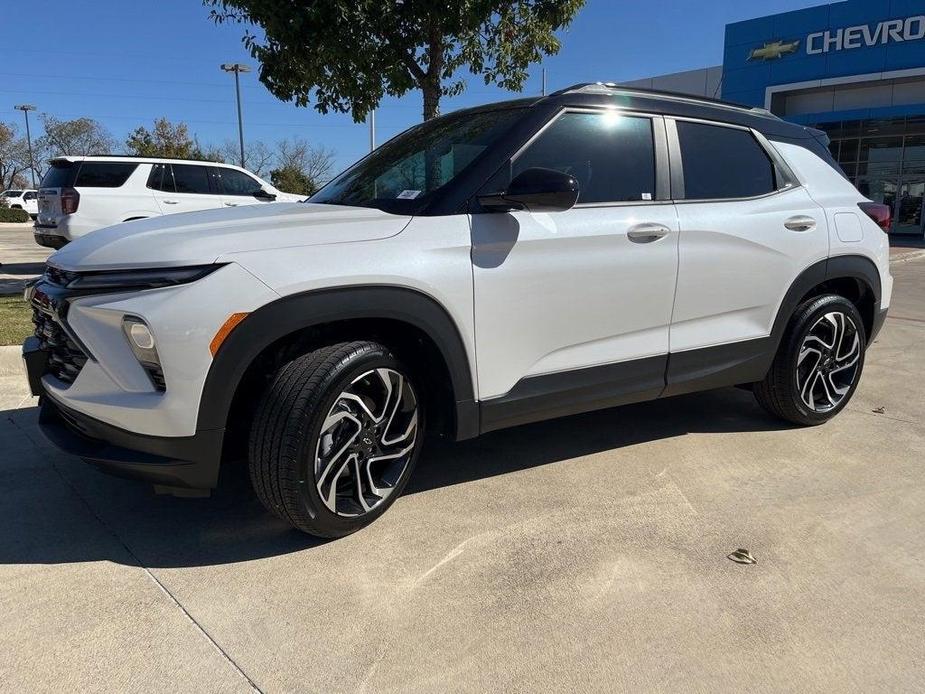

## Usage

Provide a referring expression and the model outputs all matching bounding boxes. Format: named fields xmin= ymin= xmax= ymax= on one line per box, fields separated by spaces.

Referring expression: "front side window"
xmin=311 ymin=107 xmax=523 ymax=214
xmin=171 ymin=164 xmax=212 ymax=195
xmin=219 ymin=168 xmax=261 ymax=196
xmin=23 ymin=191 xmax=36 ymax=200
xmin=74 ymin=162 xmax=138 ymax=188
xmin=513 ymin=111 xmax=657 ymax=204
xmin=677 ymin=121 xmax=776 ymax=200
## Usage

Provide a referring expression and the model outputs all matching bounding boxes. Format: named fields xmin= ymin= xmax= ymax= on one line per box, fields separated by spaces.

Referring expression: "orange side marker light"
xmin=210 ymin=312 xmax=249 ymax=356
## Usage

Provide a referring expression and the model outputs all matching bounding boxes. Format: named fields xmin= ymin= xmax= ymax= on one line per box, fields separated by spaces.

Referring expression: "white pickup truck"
xmin=1 ymin=189 xmax=38 ymax=217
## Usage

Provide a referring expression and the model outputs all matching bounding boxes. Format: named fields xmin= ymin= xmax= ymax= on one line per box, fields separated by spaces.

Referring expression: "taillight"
xmin=858 ymin=202 xmax=891 ymax=233
xmin=60 ymin=187 xmax=80 ymax=215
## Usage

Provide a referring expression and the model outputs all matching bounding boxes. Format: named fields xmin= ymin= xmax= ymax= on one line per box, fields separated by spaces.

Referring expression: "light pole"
xmin=220 ymin=63 xmax=250 ymax=169
xmin=14 ymin=104 xmax=37 ymax=187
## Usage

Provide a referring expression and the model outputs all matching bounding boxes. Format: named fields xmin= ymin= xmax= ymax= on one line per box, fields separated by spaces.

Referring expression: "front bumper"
xmin=24 ymin=339 xmax=224 ymax=490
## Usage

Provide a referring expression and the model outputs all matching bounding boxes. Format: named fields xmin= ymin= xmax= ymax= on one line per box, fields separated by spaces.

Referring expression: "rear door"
xmin=666 ymin=118 xmax=828 ymax=382
xmin=148 ymin=163 xmax=223 ymax=214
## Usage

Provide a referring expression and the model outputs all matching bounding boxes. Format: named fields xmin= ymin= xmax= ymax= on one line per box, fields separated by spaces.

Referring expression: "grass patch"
xmin=0 ymin=295 xmax=32 ymax=346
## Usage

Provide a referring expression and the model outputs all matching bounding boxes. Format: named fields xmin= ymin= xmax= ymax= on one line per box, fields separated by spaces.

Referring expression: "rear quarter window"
xmin=74 ymin=162 xmax=138 ymax=188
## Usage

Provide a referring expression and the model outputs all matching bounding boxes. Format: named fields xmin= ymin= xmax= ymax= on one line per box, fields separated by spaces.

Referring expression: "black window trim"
xmin=505 ymin=106 xmax=672 ymax=208
xmin=665 ymin=116 xmax=801 ymax=204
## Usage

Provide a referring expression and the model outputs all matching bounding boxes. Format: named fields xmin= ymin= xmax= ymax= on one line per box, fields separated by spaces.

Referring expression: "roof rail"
xmin=550 ymin=82 xmax=780 ymax=120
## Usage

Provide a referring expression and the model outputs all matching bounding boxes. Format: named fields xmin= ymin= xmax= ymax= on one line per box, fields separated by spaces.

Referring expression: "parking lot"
xmin=0 ymin=252 xmax=923 ymax=692
xmin=0 ymin=223 xmax=50 ymax=295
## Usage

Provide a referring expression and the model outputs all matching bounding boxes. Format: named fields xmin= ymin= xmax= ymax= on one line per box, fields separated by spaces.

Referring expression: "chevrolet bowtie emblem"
xmin=748 ymin=40 xmax=800 ymax=61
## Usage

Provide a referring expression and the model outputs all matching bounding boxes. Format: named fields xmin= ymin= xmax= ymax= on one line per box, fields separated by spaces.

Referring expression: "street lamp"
xmin=220 ymin=63 xmax=251 ymax=169
xmin=14 ymin=104 xmax=37 ymax=187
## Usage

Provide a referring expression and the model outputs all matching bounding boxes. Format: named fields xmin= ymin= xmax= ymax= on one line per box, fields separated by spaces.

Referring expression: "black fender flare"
xmin=770 ymin=254 xmax=881 ymax=347
xmin=195 ymin=285 xmax=478 ymax=439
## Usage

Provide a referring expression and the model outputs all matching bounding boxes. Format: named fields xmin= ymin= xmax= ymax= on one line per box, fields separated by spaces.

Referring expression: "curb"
xmin=0 ymin=345 xmax=23 ymax=377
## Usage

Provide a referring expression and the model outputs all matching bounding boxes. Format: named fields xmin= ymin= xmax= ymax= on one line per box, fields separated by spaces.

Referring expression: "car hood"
xmin=49 ymin=203 xmax=412 ymax=271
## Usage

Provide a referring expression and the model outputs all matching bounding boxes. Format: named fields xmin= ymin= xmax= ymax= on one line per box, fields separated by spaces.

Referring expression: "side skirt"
xmin=477 ymin=338 xmax=775 ymax=434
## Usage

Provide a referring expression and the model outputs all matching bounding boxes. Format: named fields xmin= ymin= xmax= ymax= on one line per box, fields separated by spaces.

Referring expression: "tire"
xmin=754 ymin=294 xmax=866 ymax=426
xmin=249 ymin=341 xmax=423 ymax=537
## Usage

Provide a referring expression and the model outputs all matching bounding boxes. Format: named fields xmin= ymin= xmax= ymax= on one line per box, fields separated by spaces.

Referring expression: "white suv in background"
xmin=24 ymin=84 xmax=892 ymax=538
xmin=1 ymin=189 xmax=38 ymax=217
xmin=33 ymin=156 xmax=303 ymax=248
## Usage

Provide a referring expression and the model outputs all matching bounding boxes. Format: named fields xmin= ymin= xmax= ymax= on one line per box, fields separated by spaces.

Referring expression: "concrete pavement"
xmin=1 ymin=256 xmax=924 ymax=692
xmin=0 ymin=222 xmax=51 ymax=295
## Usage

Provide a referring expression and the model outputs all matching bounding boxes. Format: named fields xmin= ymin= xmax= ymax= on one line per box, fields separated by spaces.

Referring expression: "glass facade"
xmin=816 ymin=117 xmax=925 ymax=237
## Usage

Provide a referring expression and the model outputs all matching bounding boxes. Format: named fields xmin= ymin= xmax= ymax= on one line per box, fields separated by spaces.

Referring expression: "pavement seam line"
xmin=8 ymin=414 xmax=264 ymax=694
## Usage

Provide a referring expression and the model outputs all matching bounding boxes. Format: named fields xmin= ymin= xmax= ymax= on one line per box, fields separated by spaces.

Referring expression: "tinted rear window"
xmin=171 ymin=164 xmax=212 ymax=195
xmin=74 ymin=162 xmax=138 ymax=188
xmin=40 ymin=163 xmax=78 ymax=188
xmin=677 ymin=121 xmax=776 ymax=200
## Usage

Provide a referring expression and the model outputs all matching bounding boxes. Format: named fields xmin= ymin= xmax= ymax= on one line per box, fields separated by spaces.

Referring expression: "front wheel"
xmin=754 ymin=295 xmax=866 ymax=426
xmin=249 ymin=341 xmax=423 ymax=537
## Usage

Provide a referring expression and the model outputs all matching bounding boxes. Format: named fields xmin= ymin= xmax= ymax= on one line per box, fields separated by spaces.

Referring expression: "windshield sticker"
xmin=397 ymin=189 xmax=422 ymax=199
xmin=641 ymin=192 xmax=653 ymax=201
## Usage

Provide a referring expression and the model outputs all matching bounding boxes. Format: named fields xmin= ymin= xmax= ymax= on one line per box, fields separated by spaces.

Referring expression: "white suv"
xmin=1 ymin=189 xmax=38 ymax=217
xmin=33 ymin=156 xmax=303 ymax=248
xmin=23 ymin=84 xmax=893 ymax=538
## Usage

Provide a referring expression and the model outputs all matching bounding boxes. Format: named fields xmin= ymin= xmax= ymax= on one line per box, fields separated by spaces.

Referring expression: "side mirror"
xmin=253 ymin=188 xmax=277 ymax=201
xmin=478 ymin=167 xmax=579 ymax=213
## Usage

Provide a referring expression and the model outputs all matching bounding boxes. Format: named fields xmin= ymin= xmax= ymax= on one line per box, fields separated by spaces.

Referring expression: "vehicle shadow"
xmin=0 ymin=262 xmax=45 ymax=295
xmin=0 ymin=387 xmax=791 ymax=569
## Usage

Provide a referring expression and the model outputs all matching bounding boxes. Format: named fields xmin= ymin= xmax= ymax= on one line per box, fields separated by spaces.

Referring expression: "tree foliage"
xmin=270 ymin=137 xmax=336 ymax=194
xmin=0 ymin=122 xmax=32 ymax=190
xmin=204 ymin=0 xmax=585 ymax=121
xmin=38 ymin=115 xmax=114 ymax=161
xmin=125 ymin=118 xmax=205 ymax=159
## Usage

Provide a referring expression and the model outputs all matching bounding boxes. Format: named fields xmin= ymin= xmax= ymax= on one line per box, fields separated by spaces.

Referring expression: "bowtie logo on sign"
xmin=748 ymin=40 xmax=801 ymax=60
xmin=748 ymin=15 xmax=925 ymax=61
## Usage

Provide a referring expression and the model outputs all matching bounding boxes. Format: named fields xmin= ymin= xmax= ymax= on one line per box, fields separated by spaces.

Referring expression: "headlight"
xmin=59 ymin=264 xmax=221 ymax=291
xmin=121 ymin=316 xmax=165 ymax=391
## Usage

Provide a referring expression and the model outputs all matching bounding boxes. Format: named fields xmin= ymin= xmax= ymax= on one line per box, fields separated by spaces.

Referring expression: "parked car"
xmin=24 ymin=83 xmax=892 ymax=538
xmin=1 ymin=189 xmax=38 ymax=217
xmin=33 ymin=156 xmax=303 ymax=248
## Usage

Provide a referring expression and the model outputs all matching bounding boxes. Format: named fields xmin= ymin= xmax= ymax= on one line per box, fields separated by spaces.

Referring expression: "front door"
xmin=472 ymin=110 xmax=679 ymax=406
xmin=896 ymin=177 xmax=925 ymax=236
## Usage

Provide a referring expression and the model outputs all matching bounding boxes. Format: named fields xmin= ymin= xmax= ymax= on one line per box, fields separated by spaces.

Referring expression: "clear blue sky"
xmin=3 ymin=0 xmax=824 ymax=171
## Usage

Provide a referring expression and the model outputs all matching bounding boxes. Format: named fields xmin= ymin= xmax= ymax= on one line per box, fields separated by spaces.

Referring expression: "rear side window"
xmin=218 ymin=168 xmax=261 ymax=196
xmin=40 ymin=163 xmax=78 ymax=188
xmin=74 ymin=162 xmax=138 ymax=188
xmin=171 ymin=164 xmax=212 ymax=195
xmin=513 ymin=111 xmax=656 ymax=203
xmin=677 ymin=121 xmax=776 ymax=200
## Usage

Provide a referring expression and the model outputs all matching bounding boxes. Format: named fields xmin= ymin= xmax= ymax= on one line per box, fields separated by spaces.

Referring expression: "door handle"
xmin=784 ymin=215 xmax=816 ymax=232
xmin=627 ymin=223 xmax=671 ymax=243
xmin=162 ymin=199 xmax=179 ymax=205
xmin=224 ymin=202 xmax=239 ymax=207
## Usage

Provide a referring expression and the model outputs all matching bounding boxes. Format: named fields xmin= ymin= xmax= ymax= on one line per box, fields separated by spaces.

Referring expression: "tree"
xmin=125 ymin=118 xmax=204 ymax=159
xmin=0 ymin=122 xmax=31 ymax=190
xmin=205 ymin=0 xmax=585 ymax=121
xmin=270 ymin=165 xmax=316 ymax=196
xmin=212 ymin=138 xmax=274 ymax=175
xmin=37 ymin=115 xmax=114 ymax=165
xmin=270 ymin=137 xmax=336 ymax=195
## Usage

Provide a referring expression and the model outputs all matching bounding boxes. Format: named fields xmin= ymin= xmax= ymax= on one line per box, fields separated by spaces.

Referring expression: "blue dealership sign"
xmin=722 ymin=0 xmax=925 ymax=108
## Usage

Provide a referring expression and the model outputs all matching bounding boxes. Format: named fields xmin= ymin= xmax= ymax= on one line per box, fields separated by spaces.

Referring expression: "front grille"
xmin=31 ymin=304 xmax=88 ymax=386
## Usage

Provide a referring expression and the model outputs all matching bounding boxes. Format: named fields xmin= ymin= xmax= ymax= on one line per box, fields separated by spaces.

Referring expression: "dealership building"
xmin=625 ymin=0 xmax=925 ymax=237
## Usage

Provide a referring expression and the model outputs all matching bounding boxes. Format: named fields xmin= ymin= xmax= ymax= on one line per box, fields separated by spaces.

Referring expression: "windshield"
xmin=310 ymin=107 xmax=523 ymax=214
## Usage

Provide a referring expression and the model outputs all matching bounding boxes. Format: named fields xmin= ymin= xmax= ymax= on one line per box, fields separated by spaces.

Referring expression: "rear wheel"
xmin=754 ymin=295 xmax=865 ymax=426
xmin=249 ymin=341 xmax=423 ymax=537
